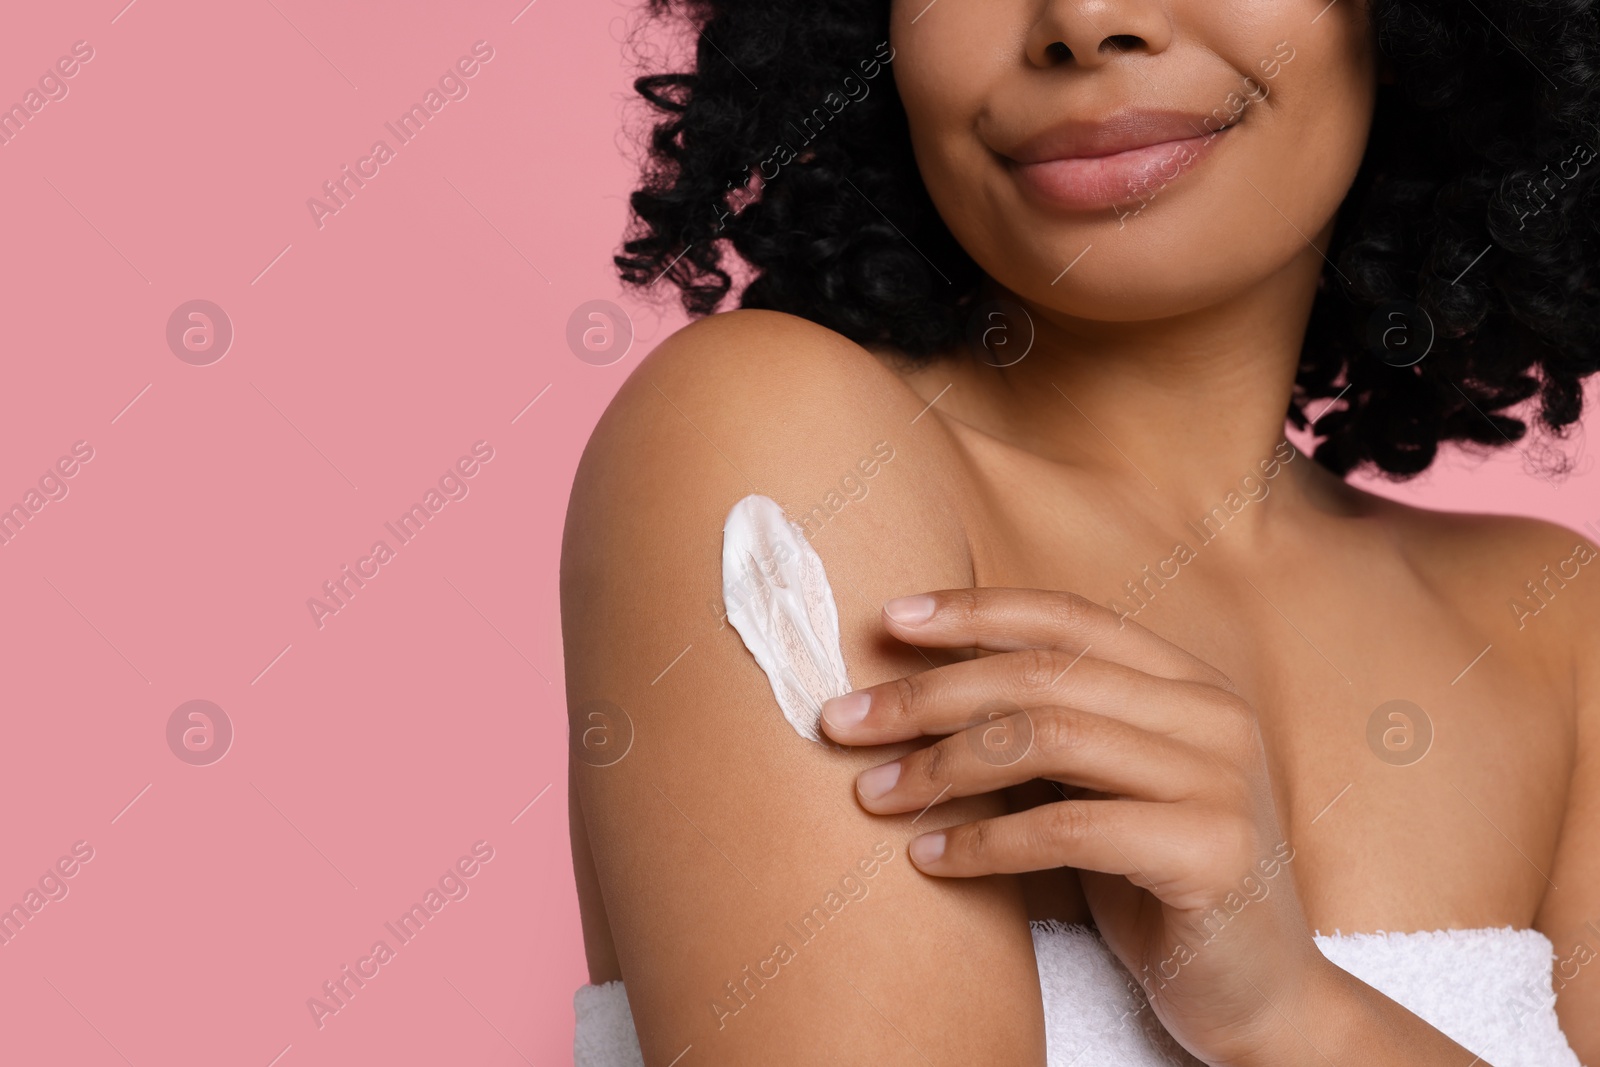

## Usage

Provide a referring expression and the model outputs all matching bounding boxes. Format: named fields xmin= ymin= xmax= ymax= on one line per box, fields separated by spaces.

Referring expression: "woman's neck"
xmin=896 ymin=245 xmax=1351 ymax=528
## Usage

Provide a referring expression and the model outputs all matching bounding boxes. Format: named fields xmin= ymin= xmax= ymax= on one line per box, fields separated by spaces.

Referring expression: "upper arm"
xmin=560 ymin=311 xmax=1047 ymax=1065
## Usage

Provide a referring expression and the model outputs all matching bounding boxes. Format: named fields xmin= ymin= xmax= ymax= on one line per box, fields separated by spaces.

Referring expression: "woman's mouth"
xmin=1011 ymin=130 xmax=1231 ymax=211
xmin=1003 ymin=109 xmax=1238 ymax=213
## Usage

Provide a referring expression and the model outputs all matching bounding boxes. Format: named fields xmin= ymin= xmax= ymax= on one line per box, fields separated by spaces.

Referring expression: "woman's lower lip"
xmin=1009 ymin=129 xmax=1228 ymax=212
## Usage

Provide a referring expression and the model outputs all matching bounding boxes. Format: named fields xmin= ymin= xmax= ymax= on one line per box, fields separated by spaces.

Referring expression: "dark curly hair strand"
xmin=615 ymin=0 xmax=1600 ymax=479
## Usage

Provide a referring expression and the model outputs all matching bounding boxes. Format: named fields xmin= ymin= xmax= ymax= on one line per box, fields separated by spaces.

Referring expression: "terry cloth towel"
xmin=573 ymin=922 xmax=1584 ymax=1067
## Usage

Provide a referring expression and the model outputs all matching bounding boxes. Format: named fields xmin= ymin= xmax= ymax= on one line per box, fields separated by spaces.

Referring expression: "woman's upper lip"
xmin=1003 ymin=109 xmax=1222 ymax=164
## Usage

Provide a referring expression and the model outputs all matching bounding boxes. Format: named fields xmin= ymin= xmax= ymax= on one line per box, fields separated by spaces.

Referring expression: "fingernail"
xmin=883 ymin=595 xmax=936 ymax=625
xmin=856 ymin=762 xmax=901 ymax=800
xmin=822 ymin=691 xmax=870 ymax=730
xmin=909 ymin=832 xmax=946 ymax=865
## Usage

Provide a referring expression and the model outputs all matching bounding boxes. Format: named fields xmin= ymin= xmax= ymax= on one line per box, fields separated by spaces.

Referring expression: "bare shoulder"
xmin=561 ymin=310 xmax=1044 ymax=1065
xmin=564 ymin=309 xmax=982 ymax=680
xmin=1374 ymin=490 xmax=1600 ymax=1059
xmin=568 ymin=308 xmax=969 ymax=542
xmin=593 ymin=307 xmax=934 ymax=423
xmin=1371 ymin=490 xmax=1599 ymax=684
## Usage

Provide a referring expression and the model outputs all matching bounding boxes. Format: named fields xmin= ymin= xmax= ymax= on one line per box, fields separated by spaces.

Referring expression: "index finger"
xmin=877 ymin=587 xmax=1233 ymax=691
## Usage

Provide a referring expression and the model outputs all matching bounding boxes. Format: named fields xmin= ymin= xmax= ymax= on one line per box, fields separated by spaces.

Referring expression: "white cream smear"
xmin=721 ymin=494 xmax=852 ymax=743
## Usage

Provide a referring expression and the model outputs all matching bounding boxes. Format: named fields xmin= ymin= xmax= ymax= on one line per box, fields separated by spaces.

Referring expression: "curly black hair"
xmin=614 ymin=0 xmax=1600 ymax=478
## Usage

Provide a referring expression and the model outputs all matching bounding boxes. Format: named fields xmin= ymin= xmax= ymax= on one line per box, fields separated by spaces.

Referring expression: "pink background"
xmin=0 ymin=2 xmax=1593 ymax=1065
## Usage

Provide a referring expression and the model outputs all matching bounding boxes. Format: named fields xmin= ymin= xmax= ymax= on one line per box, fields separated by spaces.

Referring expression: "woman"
xmin=562 ymin=0 xmax=1600 ymax=1063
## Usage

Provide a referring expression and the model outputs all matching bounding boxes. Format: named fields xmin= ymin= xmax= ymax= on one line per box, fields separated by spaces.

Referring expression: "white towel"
xmin=574 ymin=980 xmax=644 ymax=1067
xmin=574 ymin=922 xmax=1584 ymax=1066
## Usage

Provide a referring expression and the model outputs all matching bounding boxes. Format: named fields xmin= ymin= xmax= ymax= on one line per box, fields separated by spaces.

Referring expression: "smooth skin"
xmin=822 ymin=590 xmax=1487 ymax=1064
xmin=563 ymin=0 xmax=1600 ymax=1064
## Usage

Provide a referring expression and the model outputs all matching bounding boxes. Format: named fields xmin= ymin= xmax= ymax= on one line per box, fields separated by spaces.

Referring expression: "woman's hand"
xmin=818 ymin=587 xmax=1338 ymax=1067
